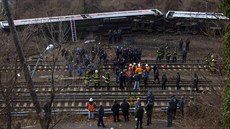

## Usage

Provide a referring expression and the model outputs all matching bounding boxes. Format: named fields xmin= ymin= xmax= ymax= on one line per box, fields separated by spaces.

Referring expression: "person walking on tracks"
xmin=145 ymin=99 xmax=154 ymax=126
xmin=119 ymin=71 xmax=126 ymax=89
xmin=111 ymin=100 xmax=121 ymax=122
xmin=192 ymin=73 xmax=199 ymax=92
xmin=135 ymin=103 xmax=144 ymax=129
xmin=154 ymin=68 xmax=160 ymax=84
xmin=121 ymin=99 xmax=130 ymax=122
xmin=161 ymin=73 xmax=168 ymax=90
xmin=170 ymin=95 xmax=178 ymax=119
xmin=86 ymin=98 xmax=96 ymax=119
xmin=185 ymin=38 xmax=190 ymax=51
xmin=178 ymin=38 xmax=183 ymax=51
xmin=133 ymin=73 xmax=141 ymax=90
xmin=167 ymin=100 xmax=174 ymax=127
xmin=93 ymin=69 xmax=101 ymax=89
xmin=97 ymin=105 xmax=106 ymax=128
xmin=176 ymin=72 xmax=181 ymax=90
xmin=182 ymin=48 xmax=187 ymax=63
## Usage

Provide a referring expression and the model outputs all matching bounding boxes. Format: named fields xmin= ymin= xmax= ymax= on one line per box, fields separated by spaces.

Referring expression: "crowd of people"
xmin=84 ymin=90 xmax=186 ymax=128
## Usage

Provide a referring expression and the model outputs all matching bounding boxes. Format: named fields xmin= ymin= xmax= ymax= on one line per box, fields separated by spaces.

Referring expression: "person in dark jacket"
xmin=178 ymin=97 xmax=185 ymax=116
xmin=120 ymin=99 xmax=130 ymax=122
xmin=193 ymin=73 xmax=199 ymax=92
xmin=97 ymin=105 xmax=106 ymax=128
xmin=135 ymin=104 xmax=144 ymax=129
xmin=111 ymin=100 xmax=121 ymax=122
xmin=161 ymin=73 xmax=168 ymax=90
xmin=154 ymin=68 xmax=160 ymax=84
xmin=176 ymin=72 xmax=181 ymax=90
xmin=185 ymin=38 xmax=190 ymax=51
xmin=43 ymin=100 xmax=52 ymax=117
xmin=170 ymin=95 xmax=178 ymax=119
xmin=167 ymin=101 xmax=174 ymax=127
xmin=119 ymin=71 xmax=126 ymax=89
xmin=145 ymin=90 xmax=155 ymax=104
xmin=145 ymin=99 xmax=154 ymax=126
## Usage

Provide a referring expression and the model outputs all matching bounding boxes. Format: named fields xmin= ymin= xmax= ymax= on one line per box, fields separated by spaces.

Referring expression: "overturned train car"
xmin=0 ymin=9 xmax=228 ymax=41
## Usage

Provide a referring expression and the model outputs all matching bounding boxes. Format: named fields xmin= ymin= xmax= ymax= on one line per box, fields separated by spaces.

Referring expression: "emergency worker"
xmin=161 ymin=73 xmax=168 ymax=90
xmin=167 ymin=100 xmax=174 ymax=127
xmin=210 ymin=59 xmax=217 ymax=73
xmin=192 ymin=73 xmax=199 ymax=92
xmin=121 ymin=99 xmax=130 ymax=122
xmin=104 ymin=72 xmax=110 ymax=90
xmin=86 ymin=98 xmax=96 ymax=119
xmin=84 ymin=72 xmax=90 ymax=89
xmin=176 ymin=72 xmax=181 ymax=90
xmin=172 ymin=48 xmax=177 ymax=63
xmin=166 ymin=50 xmax=171 ymax=63
xmin=111 ymin=100 xmax=121 ymax=122
xmin=93 ymin=70 xmax=101 ymax=89
xmin=145 ymin=99 xmax=154 ymax=126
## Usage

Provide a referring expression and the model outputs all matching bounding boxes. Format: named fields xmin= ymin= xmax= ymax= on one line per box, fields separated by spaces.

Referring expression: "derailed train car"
xmin=0 ymin=9 xmax=228 ymax=41
xmin=165 ymin=11 xmax=229 ymax=35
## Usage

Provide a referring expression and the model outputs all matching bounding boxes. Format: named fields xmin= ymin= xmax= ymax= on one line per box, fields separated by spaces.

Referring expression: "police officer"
xmin=119 ymin=71 xmax=126 ymax=89
xmin=182 ymin=48 xmax=187 ymax=63
xmin=185 ymin=38 xmax=190 ymax=51
xmin=154 ymin=68 xmax=160 ymax=84
xmin=97 ymin=105 xmax=106 ymax=128
xmin=111 ymin=100 xmax=121 ymax=122
xmin=192 ymin=73 xmax=199 ymax=92
xmin=145 ymin=99 xmax=154 ymax=126
xmin=161 ymin=73 xmax=168 ymax=90
xmin=135 ymin=103 xmax=144 ymax=129
xmin=170 ymin=95 xmax=178 ymax=119
xmin=176 ymin=72 xmax=181 ymax=90
xmin=167 ymin=100 xmax=174 ymax=127
xmin=121 ymin=99 xmax=130 ymax=122
xmin=178 ymin=96 xmax=185 ymax=116
xmin=93 ymin=70 xmax=101 ymax=89
xmin=178 ymin=38 xmax=183 ymax=51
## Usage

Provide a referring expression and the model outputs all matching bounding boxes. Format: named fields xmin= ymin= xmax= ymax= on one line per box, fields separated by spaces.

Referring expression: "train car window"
xmin=81 ymin=15 xmax=87 ymax=19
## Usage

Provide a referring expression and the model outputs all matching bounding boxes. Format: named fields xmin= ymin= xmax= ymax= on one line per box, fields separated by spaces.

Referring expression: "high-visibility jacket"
xmin=84 ymin=74 xmax=90 ymax=84
xmin=136 ymin=67 xmax=143 ymax=75
xmin=105 ymin=76 xmax=110 ymax=84
xmin=93 ymin=73 xmax=100 ymax=84
xmin=87 ymin=102 xmax=96 ymax=112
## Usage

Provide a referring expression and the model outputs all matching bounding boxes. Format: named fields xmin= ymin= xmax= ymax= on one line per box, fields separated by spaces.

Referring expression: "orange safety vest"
xmin=136 ymin=67 xmax=143 ymax=74
xmin=87 ymin=103 xmax=96 ymax=111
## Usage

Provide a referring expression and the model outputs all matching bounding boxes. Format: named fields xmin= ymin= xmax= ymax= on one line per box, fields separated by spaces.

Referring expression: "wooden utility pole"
xmin=2 ymin=0 xmax=45 ymax=128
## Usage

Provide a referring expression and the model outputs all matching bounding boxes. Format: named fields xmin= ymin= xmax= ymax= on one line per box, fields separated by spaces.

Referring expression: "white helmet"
xmin=133 ymin=62 xmax=136 ymax=65
xmin=89 ymin=98 xmax=93 ymax=102
xmin=129 ymin=64 xmax=132 ymax=66
xmin=138 ymin=64 xmax=141 ymax=67
xmin=95 ymin=70 xmax=98 ymax=73
xmin=212 ymin=59 xmax=216 ymax=62
xmin=145 ymin=64 xmax=148 ymax=67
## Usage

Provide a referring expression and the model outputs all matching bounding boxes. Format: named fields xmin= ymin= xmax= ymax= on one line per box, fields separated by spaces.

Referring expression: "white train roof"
xmin=0 ymin=9 xmax=162 ymax=28
xmin=166 ymin=11 xmax=229 ymax=20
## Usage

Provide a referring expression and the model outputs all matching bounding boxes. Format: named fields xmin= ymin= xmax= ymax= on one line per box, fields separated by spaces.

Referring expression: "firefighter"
xmin=93 ymin=70 xmax=101 ymax=89
xmin=172 ymin=48 xmax=177 ymax=63
xmin=104 ymin=72 xmax=110 ymax=90
xmin=210 ymin=58 xmax=217 ymax=73
xmin=156 ymin=49 xmax=163 ymax=63
xmin=166 ymin=50 xmax=171 ymax=63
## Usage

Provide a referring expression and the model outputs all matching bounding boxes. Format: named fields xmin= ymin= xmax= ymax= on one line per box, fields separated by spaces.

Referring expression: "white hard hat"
xmin=133 ymin=63 xmax=136 ymax=65
xmin=89 ymin=98 xmax=93 ymax=102
xmin=138 ymin=64 xmax=141 ymax=67
xmin=146 ymin=64 xmax=148 ymax=67
xmin=129 ymin=64 xmax=132 ymax=66
xmin=95 ymin=70 xmax=98 ymax=73
xmin=212 ymin=59 xmax=216 ymax=61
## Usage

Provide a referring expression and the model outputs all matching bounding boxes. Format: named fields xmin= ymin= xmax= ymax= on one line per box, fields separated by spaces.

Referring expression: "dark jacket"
xmin=162 ymin=74 xmax=168 ymax=83
xmin=135 ymin=106 xmax=144 ymax=118
xmin=98 ymin=106 xmax=105 ymax=117
xmin=111 ymin=102 xmax=120 ymax=114
xmin=121 ymin=101 xmax=130 ymax=112
xmin=134 ymin=74 xmax=141 ymax=81
xmin=145 ymin=101 xmax=153 ymax=115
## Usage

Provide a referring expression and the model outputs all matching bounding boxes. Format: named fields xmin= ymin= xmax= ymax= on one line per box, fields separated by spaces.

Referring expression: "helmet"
xmin=212 ymin=59 xmax=216 ymax=62
xmin=129 ymin=64 xmax=132 ymax=66
xmin=89 ymin=98 xmax=93 ymax=102
xmin=138 ymin=64 xmax=141 ymax=67
xmin=137 ymin=97 xmax=140 ymax=100
xmin=133 ymin=62 xmax=136 ymax=65
xmin=145 ymin=64 xmax=148 ymax=67
xmin=95 ymin=70 xmax=98 ymax=73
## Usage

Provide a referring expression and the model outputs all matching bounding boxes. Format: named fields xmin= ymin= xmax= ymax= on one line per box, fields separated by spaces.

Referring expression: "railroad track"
xmin=0 ymin=63 xmax=209 ymax=72
xmin=0 ymin=81 xmax=223 ymax=114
